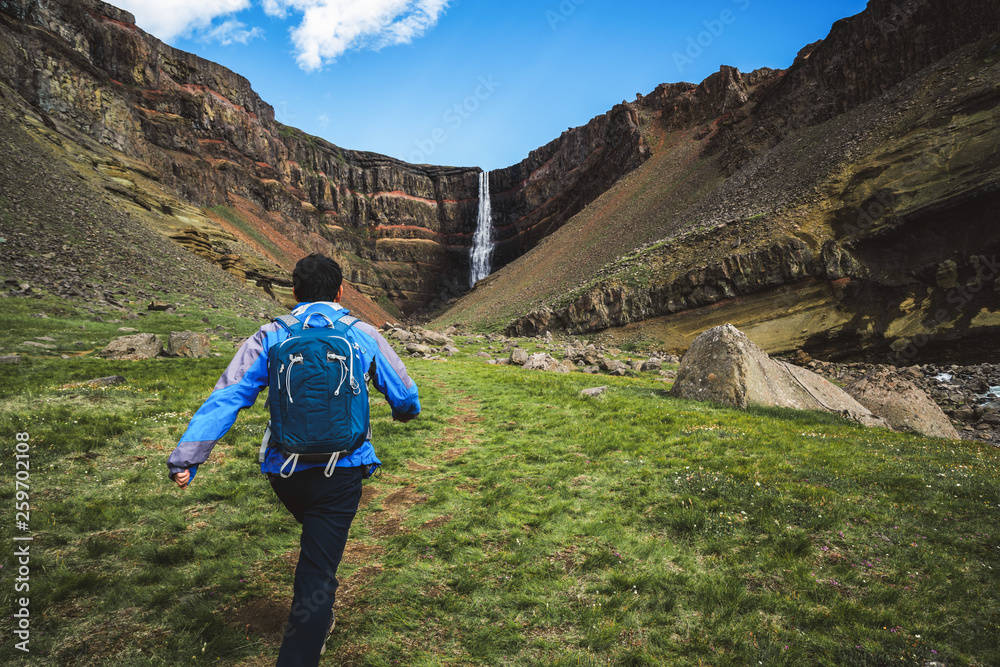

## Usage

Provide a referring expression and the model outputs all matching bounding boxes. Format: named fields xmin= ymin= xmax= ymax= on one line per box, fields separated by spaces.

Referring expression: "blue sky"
xmin=110 ymin=0 xmax=870 ymax=171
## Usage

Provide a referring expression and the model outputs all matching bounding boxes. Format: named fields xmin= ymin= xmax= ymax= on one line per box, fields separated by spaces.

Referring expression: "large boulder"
xmin=845 ymin=369 xmax=960 ymax=440
xmin=166 ymin=331 xmax=211 ymax=358
xmin=98 ymin=334 xmax=163 ymax=361
xmin=670 ymin=324 xmax=887 ymax=429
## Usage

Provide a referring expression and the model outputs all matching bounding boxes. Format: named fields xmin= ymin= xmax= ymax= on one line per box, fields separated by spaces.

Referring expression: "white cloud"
xmin=112 ymin=0 xmax=449 ymax=67
xmin=203 ymin=19 xmax=265 ymax=45
xmin=267 ymin=0 xmax=451 ymax=70
xmin=114 ymin=0 xmax=252 ymax=42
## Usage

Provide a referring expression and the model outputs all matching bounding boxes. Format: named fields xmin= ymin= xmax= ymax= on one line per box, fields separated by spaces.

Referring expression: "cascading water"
xmin=469 ymin=170 xmax=494 ymax=287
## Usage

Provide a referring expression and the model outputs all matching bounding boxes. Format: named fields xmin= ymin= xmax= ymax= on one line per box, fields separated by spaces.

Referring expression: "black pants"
xmin=269 ymin=466 xmax=364 ymax=667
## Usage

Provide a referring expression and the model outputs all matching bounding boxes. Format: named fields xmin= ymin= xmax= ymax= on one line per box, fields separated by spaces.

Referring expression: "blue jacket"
xmin=167 ymin=302 xmax=420 ymax=480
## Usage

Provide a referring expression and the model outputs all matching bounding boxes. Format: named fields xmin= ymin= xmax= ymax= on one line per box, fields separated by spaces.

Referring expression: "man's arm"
xmin=166 ymin=325 xmax=277 ymax=486
xmin=355 ymin=323 xmax=421 ymax=420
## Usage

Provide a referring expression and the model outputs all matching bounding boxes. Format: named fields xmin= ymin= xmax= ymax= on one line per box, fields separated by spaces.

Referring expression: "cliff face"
xmin=462 ymin=0 xmax=1000 ymax=362
xmin=0 ymin=0 xmax=665 ymax=313
xmin=0 ymin=0 xmax=487 ymax=312
xmin=488 ymin=104 xmax=649 ymax=269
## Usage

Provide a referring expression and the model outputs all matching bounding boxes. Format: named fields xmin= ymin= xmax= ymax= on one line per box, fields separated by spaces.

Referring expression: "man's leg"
xmin=270 ymin=466 xmax=364 ymax=667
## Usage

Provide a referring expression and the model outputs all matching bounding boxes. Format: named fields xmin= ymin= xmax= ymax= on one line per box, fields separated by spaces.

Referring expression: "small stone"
xmin=581 ymin=386 xmax=608 ymax=398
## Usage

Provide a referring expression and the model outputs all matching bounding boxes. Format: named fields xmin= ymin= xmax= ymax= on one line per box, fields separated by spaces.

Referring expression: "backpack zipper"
xmin=286 ymin=353 xmax=303 ymax=404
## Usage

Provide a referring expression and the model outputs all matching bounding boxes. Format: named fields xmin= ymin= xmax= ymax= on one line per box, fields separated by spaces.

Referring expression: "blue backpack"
xmin=266 ymin=306 xmax=370 ymax=478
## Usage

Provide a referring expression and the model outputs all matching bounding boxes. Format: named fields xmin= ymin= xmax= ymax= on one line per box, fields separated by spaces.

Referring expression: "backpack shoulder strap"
xmin=274 ymin=314 xmax=301 ymax=334
xmin=338 ymin=315 xmax=359 ymax=329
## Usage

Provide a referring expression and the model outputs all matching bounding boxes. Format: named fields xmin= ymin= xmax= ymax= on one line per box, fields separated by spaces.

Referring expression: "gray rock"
xmin=524 ymin=353 xmax=570 ymax=373
xmin=670 ymin=324 xmax=888 ymax=429
xmin=98 ymin=334 xmax=163 ymax=360
xmin=166 ymin=331 xmax=212 ymax=358
xmin=405 ymin=343 xmax=434 ymax=356
xmin=845 ymin=369 xmax=960 ymax=440
xmin=390 ymin=328 xmax=414 ymax=342
xmin=0 ymin=354 xmax=21 ymax=364
xmin=510 ymin=348 xmax=529 ymax=366
xmin=642 ymin=358 xmax=663 ymax=372
xmin=418 ymin=330 xmax=451 ymax=346
xmin=599 ymin=357 xmax=628 ymax=373
xmin=581 ymin=386 xmax=608 ymax=398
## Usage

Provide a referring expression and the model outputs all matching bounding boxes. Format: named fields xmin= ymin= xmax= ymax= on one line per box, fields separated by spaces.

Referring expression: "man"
xmin=167 ymin=253 xmax=420 ymax=666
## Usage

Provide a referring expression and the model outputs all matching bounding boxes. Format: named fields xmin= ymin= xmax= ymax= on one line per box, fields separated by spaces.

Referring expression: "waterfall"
xmin=469 ymin=170 xmax=493 ymax=287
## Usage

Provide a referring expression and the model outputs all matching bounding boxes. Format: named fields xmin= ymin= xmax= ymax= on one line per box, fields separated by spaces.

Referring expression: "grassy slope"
xmin=1 ymin=295 xmax=997 ymax=666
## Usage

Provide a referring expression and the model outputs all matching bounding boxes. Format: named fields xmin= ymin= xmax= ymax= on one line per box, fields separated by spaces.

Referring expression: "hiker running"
xmin=166 ymin=253 xmax=421 ymax=667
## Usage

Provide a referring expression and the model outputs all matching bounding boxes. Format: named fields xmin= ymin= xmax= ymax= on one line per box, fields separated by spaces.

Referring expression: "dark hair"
xmin=292 ymin=254 xmax=343 ymax=302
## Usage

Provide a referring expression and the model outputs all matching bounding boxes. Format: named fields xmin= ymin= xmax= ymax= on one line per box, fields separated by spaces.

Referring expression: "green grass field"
xmin=1 ymin=296 xmax=998 ymax=666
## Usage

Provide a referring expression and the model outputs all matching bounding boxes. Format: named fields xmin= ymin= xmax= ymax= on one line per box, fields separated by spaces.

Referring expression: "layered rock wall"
xmin=0 ymin=0 xmax=664 ymax=311
xmin=488 ymin=104 xmax=649 ymax=269
xmin=0 ymin=0 xmax=485 ymax=310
